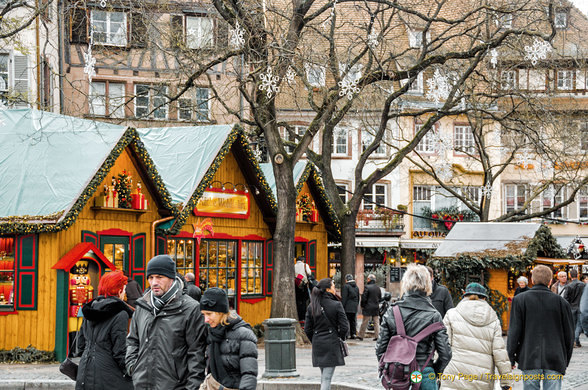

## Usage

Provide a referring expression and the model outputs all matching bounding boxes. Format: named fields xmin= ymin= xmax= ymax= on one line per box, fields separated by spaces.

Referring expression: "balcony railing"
xmin=356 ymin=209 xmax=405 ymax=235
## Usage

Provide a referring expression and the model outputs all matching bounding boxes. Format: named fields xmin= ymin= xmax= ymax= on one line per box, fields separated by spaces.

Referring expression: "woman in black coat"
xmin=304 ymin=278 xmax=350 ymax=390
xmin=76 ymin=270 xmax=133 ymax=390
xmin=200 ymin=287 xmax=258 ymax=390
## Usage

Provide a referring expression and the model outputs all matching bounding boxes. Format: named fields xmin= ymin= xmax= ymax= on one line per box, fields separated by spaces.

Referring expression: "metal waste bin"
xmin=262 ymin=318 xmax=300 ymax=377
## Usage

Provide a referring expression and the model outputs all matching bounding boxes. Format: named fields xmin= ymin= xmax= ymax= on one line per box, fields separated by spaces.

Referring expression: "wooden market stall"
xmin=429 ymin=222 xmax=569 ymax=331
xmin=0 ymin=109 xmax=175 ymax=360
xmin=138 ymin=126 xmax=339 ymax=327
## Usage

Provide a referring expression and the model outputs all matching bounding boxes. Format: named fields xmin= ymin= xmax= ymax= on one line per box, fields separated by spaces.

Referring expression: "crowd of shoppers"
xmin=71 ymin=252 xmax=585 ymax=390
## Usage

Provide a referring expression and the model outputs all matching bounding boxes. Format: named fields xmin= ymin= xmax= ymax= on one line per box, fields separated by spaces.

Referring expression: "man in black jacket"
xmin=565 ymin=268 xmax=585 ymax=347
xmin=184 ymin=272 xmax=202 ymax=302
xmin=358 ymin=274 xmax=381 ymax=341
xmin=126 ymin=255 xmax=208 ymax=389
xmin=507 ymin=265 xmax=574 ymax=390
xmin=426 ymin=266 xmax=454 ymax=318
xmin=341 ymin=274 xmax=360 ymax=339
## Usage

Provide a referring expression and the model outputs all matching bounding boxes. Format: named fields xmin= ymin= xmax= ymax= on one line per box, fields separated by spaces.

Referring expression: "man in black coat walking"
xmin=507 ymin=265 xmax=574 ymax=390
xmin=184 ymin=272 xmax=202 ymax=302
xmin=358 ymin=274 xmax=381 ymax=341
xmin=565 ymin=268 xmax=585 ymax=347
xmin=426 ymin=266 xmax=453 ymax=318
xmin=341 ymin=274 xmax=360 ymax=339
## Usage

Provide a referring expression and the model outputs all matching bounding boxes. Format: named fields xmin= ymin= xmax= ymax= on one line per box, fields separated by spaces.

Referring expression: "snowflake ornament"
xmin=524 ymin=38 xmax=552 ymax=66
xmin=490 ymin=49 xmax=498 ymax=68
xmin=516 ymin=150 xmax=533 ymax=169
xmin=437 ymin=162 xmax=453 ymax=181
xmin=481 ymin=183 xmax=493 ymax=198
xmin=259 ymin=66 xmax=280 ymax=99
xmin=99 ymin=0 xmax=107 ymax=7
xmin=430 ymin=131 xmax=453 ymax=155
xmin=368 ymin=31 xmax=379 ymax=49
xmin=426 ymin=69 xmax=451 ymax=105
xmin=252 ymin=147 xmax=264 ymax=163
xmin=285 ymin=66 xmax=296 ymax=85
xmin=229 ymin=21 xmax=245 ymax=49
xmin=338 ymin=78 xmax=360 ymax=100
xmin=83 ymin=47 xmax=97 ymax=82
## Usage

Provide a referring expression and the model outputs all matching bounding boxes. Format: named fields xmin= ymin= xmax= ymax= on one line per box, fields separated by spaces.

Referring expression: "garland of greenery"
xmin=0 ymin=345 xmax=56 ymax=363
xmin=308 ymin=166 xmax=341 ymax=240
xmin=0 ymin=128 xmax=177 ymax=235
xmin=420 ymin=206 xmax=478 ymax=230
xmin=165 ymin=127 xmax=278 ymax=235
xmin=427 ymin=225 xmax=566 ymax=326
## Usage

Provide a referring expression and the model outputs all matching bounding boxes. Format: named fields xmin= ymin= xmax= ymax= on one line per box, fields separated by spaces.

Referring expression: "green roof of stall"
xmin=135 ymin=125 xmax=234 ymax=205
xmin=260 ymin=161 xmax=307 ymax=198
xmin=0 ymin=109 xmax=127 ymax=219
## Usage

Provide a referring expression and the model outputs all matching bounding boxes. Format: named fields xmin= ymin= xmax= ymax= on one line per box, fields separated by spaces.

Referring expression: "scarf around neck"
xmin=150 ymin=279 xmax=180 ymax=315
xmin=208 ymin=324 xmax=230 ymax=383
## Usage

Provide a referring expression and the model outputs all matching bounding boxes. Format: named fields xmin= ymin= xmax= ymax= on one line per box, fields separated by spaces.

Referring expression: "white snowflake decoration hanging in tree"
xmin=490 ymin=49 xmax=498 ymax=68
xmin=259 ymin=66 xmax=280 ymax=99
xmin=285 ymin=66 xmax=296 ymax=85
xmin=99 ymin=0 xmax=107 ymax=8
xmin=338 ymin=78 xmax=360 ymax=100
xmin=322 ymin=0 xmax=337 ymax=30
xmin=516 ymin=150 xmax=533 ymax=169
xmin=481 ymin=183 xmax=493 ymax=198
xmin=524 ymin=38 xmax=552 ymax=66
xmin=368 ymin=31 xmax=379 ymax=48
xmin=437 ymin=162 xmax=453 ymax=181
xmin=426 ymin=69 xmax=451 ymax=105
xmin=430 ymin=131 xmax=453 ymax=155
xmin=229 ymin=21 xmax=245 ymax=49
xmin=83 ymin=47 xmax=96 ymax=82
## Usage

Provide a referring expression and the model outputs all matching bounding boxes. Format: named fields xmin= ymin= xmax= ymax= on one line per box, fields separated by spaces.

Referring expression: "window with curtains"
xmin=134 ymin=84 xmax=168 ymax=119
xmin=504 ymin=184 xmax=528 ymax=214
xmin=240 ymin=241 xmax=263 ymax=296
xmin=186 ymin=15 xmax=214 ymax=49
xmin=89 ymin=81 xmax=125 ymax=118
xmin=91 ymin=10 xmax=127 ymax=46
xmin=542 ymin=185 xmax=567 ymax=219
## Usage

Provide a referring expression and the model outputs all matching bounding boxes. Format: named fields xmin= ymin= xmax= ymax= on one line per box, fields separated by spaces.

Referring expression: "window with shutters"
xmin=0 ymin=52 xmax=29 ymax=107
xmin=134 ymin=84 xmax=168 ymax=119
xmin=0 ymin=237 xmax=15 ymax=311
xmin=90 ymin=81 xmax=125 ymax=118
xmin=91 ymin=10 xmax=127 ymax=46
xmin=178 ymin=87 xmax=210 ymax=122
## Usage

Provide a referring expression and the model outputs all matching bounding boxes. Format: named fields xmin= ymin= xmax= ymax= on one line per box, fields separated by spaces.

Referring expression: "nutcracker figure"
xmin=68 ymin=260 xmax=94 ymax=332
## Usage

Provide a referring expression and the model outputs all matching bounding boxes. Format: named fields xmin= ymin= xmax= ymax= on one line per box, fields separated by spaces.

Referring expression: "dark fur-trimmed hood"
xmin=82 ymin=296 xmax=134 ymax=322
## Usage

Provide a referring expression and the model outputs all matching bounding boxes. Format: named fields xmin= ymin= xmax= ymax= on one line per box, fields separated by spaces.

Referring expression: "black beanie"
xmin=200 ymin=287 xmax=229 ymax=313
xmin=146 ymin=255 xmax=176 ymax=279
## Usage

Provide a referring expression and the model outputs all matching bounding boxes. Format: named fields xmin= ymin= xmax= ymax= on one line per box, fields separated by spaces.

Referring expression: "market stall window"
xmin=101 ymin=236 xmax=128 ymax=271
xmin=241 ymin=241 xmax=263 ymax=296
xmin=167 ymin=238 xmax=195 ymax=276
xmin=0 ymin=237 xmax=15 ymax=310
xmin=199 ymin=240 xmax=237 ymax=309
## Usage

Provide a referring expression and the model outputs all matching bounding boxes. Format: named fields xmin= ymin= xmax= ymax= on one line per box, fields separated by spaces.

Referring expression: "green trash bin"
xmin=262 ymin=318 xmax=300 ymax=378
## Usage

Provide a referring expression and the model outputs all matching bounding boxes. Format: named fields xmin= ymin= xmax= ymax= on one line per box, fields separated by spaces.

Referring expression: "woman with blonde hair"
xmin=442 ymin=283 xmax=513 ymax=390
xmin=200 ymin=287 xmax=258 ymax=390
xmin=376 ymin=264 xmax=451 ymax=390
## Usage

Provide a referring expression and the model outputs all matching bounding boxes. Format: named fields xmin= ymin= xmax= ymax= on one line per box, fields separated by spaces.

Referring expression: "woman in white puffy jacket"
xmin=442 ymin=283 xmax=513 ymax=390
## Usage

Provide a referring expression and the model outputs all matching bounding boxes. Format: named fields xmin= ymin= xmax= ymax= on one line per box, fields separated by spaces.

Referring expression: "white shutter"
xmin=13 ymin=54 xmax=29 ymax=107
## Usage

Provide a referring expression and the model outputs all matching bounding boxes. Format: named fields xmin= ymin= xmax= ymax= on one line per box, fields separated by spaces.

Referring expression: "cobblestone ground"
xmin=0 ymin=334 xmax=586 ymax=389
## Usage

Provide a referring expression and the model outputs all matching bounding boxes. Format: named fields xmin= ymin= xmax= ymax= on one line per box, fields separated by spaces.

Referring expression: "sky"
xmin=571 ymin=0 xmax=588 ymax=16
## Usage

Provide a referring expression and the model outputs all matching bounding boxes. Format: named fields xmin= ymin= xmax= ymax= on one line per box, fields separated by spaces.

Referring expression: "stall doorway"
xmin=100 ymin=236 xmax=129 ymax=272
xmin=199 ymin=240 xmax=238 ymax=310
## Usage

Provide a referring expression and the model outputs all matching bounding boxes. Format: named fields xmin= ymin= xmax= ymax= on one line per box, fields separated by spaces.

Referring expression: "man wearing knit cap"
xmin=126 ymin=255 xmax=207 ymax=389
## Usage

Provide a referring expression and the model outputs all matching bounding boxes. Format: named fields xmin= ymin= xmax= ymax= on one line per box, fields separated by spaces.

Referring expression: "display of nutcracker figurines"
xmin=68 ymin=260 xmax=93 ymax=333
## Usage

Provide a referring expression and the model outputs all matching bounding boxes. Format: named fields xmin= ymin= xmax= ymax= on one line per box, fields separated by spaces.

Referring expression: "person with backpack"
xmin=304 ymin=278 xmax=350 ymax=390
xmin=376 ymin=264 xmax=451 ymax=390
xmin=442 ymin=283 xmax=513 ymax=390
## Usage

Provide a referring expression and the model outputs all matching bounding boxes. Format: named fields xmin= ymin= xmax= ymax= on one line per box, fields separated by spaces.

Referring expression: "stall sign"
xmin=411 ymin=230 xmax=447 ymax=239
xmin=194 ymin=188 xmax=250 ymax=219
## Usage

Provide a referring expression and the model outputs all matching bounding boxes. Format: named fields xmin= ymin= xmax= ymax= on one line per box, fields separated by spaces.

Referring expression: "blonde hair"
xmin=532 ymin=265 xmax=553 ymax=286
xmin=401 ymin=264 xmax=432 ymax=296
xmin=468 ymin=294 xmax=480 ymax=300
xmin=219 ymin=312 xmax=238 ymax=326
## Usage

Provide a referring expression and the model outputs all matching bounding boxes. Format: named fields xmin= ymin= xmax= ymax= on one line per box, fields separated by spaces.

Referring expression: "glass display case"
xmin=0 ymin=237 xmax=15 ymax=310
xmin=199 ymin=240 xmax=237 ymax=309
xmin=167 ymin=238 xmax=195 ymax=276
xmin=241 ymin=241 xmax=263 ymax=295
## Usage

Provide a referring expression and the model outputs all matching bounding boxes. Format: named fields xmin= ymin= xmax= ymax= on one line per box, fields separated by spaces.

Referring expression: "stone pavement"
xmin=0 ymin=334 xmax=586 ymax=389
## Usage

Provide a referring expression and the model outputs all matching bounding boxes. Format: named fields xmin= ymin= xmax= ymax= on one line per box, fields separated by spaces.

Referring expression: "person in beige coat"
xmin=442 ymin=283 xmax=513 ymax=390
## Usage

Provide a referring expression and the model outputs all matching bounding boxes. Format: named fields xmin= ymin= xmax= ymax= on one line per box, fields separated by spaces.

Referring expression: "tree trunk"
xmin=340 ymin=212 xmax=357 ymax=283
xmin=269 ymin=160 xmax=298 ymax=320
